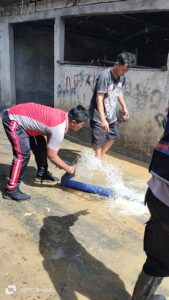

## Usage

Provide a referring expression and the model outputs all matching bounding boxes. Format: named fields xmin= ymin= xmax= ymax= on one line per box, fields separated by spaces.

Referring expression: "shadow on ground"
xmin=39 ymin=210 xmax=131 ymax=300
xmin=58 ymin=148 xmax=81 ymax=165
xmin=0 ymin=164 xmax=10 ymax=190
xmin=0 ymin=147 xmax=81 ymax=190
xmin=0 ymin=164 xmax=87 ymax=200
xmin=0 ymin=163 xmax=37 ymax=187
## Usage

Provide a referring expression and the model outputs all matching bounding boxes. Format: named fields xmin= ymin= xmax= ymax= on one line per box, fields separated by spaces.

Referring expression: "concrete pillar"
xmin=54 ymin=16 xmax=65 ymax=107
xmin=0 ymin=22 xmax=16 ymax=109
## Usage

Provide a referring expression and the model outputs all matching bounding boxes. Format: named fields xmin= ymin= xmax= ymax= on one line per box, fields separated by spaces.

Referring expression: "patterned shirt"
xmin=89 ymin=68 xmax=126 ymax=124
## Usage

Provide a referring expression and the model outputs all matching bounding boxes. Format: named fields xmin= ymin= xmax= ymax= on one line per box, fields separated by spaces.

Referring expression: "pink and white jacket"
xmin=8 ymin=102 xmax=68 ymax=151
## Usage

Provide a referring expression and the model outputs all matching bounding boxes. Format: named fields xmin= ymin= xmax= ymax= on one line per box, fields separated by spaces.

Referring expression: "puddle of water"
xmin=75 ymin=150 xmax=148 ymax=216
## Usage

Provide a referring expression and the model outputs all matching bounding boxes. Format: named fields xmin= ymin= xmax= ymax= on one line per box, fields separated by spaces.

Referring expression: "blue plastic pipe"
xmin=61 ymin=172 xmax=115 ymax=197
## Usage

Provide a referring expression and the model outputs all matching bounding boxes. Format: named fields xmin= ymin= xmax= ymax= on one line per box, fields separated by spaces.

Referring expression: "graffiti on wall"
xmin=57 ymin=68 xmax=167 ymax=133
xmin=123 ymin=78 xmax=166 ymax=129
xmin=44 ymin=64 xmax=169 ymax=157
xmin=155 ymin=113 xmax=165 ymax=127
xmin=124 ymin=80 xmax=163 ymax=111
xmin=58 ymin=69 xmax=165 ymax=112
xmin=57 ymin=69 xmax=97 ymax=108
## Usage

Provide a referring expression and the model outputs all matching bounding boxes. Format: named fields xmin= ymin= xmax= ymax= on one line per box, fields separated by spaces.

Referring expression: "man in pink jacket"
xmin=2 ymin=103 xmax=89 ymax=201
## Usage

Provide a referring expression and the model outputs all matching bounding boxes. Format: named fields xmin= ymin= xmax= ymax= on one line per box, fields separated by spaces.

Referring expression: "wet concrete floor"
xmin=0 ymin=122 xmax=169 ymax=300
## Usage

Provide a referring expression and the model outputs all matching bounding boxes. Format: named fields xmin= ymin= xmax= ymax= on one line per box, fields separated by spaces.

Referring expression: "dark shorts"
xmin=90 ymin=120 xmax=120 ymax=146
xmin=143 ymin=188 xmax=169 ymax=276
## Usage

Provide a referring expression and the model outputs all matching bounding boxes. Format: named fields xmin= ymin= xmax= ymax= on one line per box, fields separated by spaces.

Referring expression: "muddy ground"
xmin=0 ymin=122 xmax=169 ymax=300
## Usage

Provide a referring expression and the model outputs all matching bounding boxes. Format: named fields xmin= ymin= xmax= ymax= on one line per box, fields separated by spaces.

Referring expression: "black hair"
xmin=68 ymin=105 xmax=89 ymax=123
xmin=116 ymin=51 xmax=136 ymax=67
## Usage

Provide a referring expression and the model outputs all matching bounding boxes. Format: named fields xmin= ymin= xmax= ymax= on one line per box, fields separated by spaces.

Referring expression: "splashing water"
xmin=75 ymin=150 xmax=148 ymax=216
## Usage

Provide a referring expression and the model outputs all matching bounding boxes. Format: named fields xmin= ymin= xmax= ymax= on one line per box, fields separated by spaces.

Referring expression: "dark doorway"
xmin=13 ymin=20 xmax=54 ymax=106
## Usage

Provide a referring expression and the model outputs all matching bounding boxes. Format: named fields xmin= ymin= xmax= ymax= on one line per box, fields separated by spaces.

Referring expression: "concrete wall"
xmin=0 ymin=23 xmax=15 ymax=109
xmin=55 ymin=65 xmax=102 ymax=110
xmin=2 ymin=0 xmax=169 ymax=18
xmin=0 ymin=33 xmax=1 ymax=109
xmin=56 ymin=64 xmax=168 ymax=160
xmin=117 ymin=68 xmax=168 ymax=160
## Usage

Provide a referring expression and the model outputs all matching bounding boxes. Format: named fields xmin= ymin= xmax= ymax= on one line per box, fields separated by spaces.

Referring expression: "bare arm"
xmin=47 ymin=148 xmax=75 ymax=174
xmin=118 ymin=92 xmax=129 ymax=120
xmin=96 ymin=92 xmax=109 ymax=132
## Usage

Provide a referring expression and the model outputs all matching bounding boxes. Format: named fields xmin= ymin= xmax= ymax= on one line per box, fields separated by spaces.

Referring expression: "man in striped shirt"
xmin=2 ymin=103 xmax=89 ymax=201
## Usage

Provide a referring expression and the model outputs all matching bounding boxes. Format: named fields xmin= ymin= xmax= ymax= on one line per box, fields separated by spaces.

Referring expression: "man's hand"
xmin=118 ymin=93 xmax=129 ymax=121
xmin=96 ymin=92 xmax=109 ymax=131
xmin=122 ymin=108 xmax=129 ymax=120
xmin=47 ymin=148 xmax=76 ymax=174
xmin=101 ymin=119 xmax=109 ymax=132
xmin=67 ymin=166 xmax=76 ymax=175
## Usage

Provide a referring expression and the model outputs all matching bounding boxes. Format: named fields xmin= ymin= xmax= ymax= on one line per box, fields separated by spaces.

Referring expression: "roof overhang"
xmin=0 ymin=0 xmax=40 ymax=6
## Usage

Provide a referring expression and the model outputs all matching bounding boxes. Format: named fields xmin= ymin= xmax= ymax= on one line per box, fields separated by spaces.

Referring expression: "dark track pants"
xmin=143 ymin=188 xmax=169 ymax=277
xmin=29 ymin=136 xmax=48 ymax=177
xmin=2 ymin=110 xmax=31 ymax=191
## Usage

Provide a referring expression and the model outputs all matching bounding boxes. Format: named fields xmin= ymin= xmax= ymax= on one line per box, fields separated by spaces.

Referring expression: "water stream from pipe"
xmin=75 ymin=150 xmax=148 ymax=216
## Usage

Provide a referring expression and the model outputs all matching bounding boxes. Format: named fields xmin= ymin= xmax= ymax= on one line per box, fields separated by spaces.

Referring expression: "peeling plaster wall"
xmin=56 ymin=64 xmax=168 ymax=160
